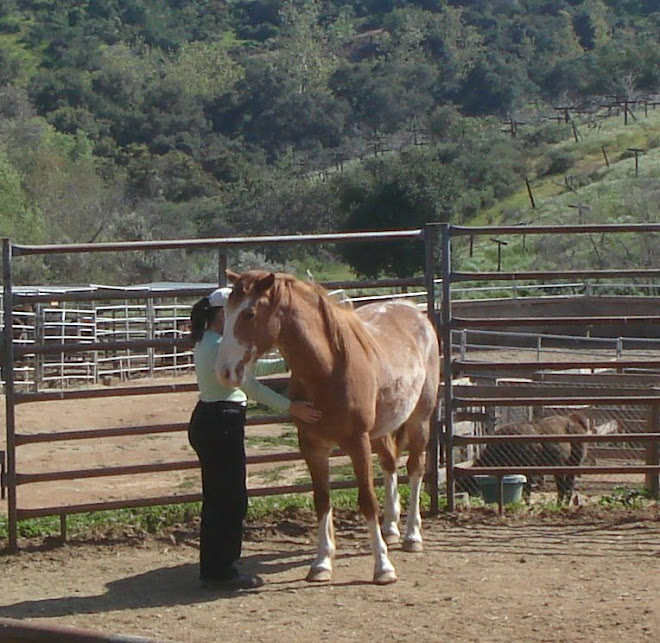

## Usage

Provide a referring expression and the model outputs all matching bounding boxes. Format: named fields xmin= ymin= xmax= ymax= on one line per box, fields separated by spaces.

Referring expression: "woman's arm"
xmin=241 ymin=374 xmax=322 ymax=423
xmin=241 ymin=373 xmax=290 ymax=414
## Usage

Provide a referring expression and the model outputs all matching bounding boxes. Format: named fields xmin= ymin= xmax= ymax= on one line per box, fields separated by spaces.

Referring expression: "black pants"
xmin=188 ymin=400 xmax=248 ymax=580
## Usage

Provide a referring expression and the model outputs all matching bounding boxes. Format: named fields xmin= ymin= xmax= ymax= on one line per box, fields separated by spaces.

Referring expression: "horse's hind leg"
xmin=402 ymin=420 xmax=427 ymax=553
xmin=299 ymin=434 xmax=335 ymax=582
xmin=347 ymin=433 xmax=397 ymax=585
xmin=373 ymin=434 xmax=401 ymax=546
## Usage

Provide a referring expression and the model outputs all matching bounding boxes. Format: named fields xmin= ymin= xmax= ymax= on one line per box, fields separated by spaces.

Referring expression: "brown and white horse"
xmin=216 ymin=270 xmax=440 ymax=585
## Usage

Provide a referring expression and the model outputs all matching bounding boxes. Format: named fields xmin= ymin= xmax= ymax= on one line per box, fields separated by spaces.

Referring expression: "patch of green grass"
xmin=258 ymin=465 xmax=292 ymax=484
xmin=289 ymin=257 xmax=355 ymax=283
xmin=245 ymin=429 xmax=298 ymax=449
xmin=598 ymin=485 xmax=652 ymax=508
xmin=0 ymin=503 xmax=202 ymax=542
xmin=247 ymin=494 xmax=315 ymax=520
xmin=0 ymin=485 xmax=450 ymax=544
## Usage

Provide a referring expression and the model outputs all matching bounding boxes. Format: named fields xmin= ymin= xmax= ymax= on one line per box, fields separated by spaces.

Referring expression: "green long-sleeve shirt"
xmin=193 ymin=330 xmax=289 ymax=413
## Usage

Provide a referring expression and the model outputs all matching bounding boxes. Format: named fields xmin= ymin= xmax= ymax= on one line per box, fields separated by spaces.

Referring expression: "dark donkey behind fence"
xmin=470 ymin=412 xmax=592 ymax=504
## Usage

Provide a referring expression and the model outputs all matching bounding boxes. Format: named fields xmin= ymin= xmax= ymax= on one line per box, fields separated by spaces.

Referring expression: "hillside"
xmin=457 ymin=106 xmax=660 ymax=277
xmin=0 ymin=1 xmax=658 ymax=284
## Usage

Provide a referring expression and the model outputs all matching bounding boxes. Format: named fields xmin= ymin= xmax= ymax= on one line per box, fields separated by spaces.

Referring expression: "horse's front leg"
xmin=348 ymin=433 xmax=397 ymax=585
xmin=299 ymin=433 xmax=335 ymax=582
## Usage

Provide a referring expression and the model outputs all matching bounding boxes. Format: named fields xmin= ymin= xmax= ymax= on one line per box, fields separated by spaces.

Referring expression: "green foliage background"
xmin=0 ymin=1 xmax=658 ymax=283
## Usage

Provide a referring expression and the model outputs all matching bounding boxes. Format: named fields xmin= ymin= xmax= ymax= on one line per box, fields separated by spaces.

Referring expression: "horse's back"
xmin=356 ymin=300 xmax=438 ymax=357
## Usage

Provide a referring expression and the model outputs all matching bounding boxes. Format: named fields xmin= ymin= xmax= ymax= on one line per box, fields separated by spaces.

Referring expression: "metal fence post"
xmin=441 ymin=224 xmax=455 ymax=512
xmin=218 ymin=248 xmax=228 ymax=286
xmin=424 ymin=224 xmax=439 ymax=514
xmin=646 ymin=404 xmax=659 ymax=499
xmin=35 ymin=303 xmax=44 ymax=391
xmin=146 ymin=297 xmax=155 ymax=379
xmin=2 ymin=239 xmax=18 ymax=551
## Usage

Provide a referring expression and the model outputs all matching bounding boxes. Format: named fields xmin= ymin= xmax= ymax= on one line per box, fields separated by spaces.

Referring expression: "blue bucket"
xmin=474 ymin=475 xmax=527 ymax=504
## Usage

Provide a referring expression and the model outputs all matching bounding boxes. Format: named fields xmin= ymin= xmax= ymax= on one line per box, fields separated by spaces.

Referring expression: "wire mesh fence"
xmin=452 ymin=377 xmax=659 ymax=503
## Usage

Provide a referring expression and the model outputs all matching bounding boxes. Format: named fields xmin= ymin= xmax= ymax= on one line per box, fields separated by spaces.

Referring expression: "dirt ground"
xmin=1 ymin=508 xmax=659 ymax=643
xmin=1 ymin=374 xmax=659 ymax=641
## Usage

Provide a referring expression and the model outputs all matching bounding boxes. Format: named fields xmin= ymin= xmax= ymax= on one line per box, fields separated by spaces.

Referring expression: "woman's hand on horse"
xmin=290 ymin=400 xmax=323 ymax=423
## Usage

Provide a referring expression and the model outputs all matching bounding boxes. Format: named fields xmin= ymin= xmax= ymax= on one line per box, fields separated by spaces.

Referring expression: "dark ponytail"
xmin=190 ymin=297 xmax=213 ymax=343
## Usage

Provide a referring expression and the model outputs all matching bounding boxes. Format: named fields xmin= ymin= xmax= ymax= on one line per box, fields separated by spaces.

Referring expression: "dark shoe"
xmin=201 ymin=572 xmax=265 ymax=591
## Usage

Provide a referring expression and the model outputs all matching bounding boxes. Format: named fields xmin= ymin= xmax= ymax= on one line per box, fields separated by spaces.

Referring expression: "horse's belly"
xmin=370 ymin=377 xmax=425 ymax=439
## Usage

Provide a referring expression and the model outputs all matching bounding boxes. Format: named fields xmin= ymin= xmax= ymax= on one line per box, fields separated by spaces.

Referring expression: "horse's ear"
xmin=255 ymin=273 xmax=276 ymax=293
xmin=226 ymin=269 xmax=240 ymax=284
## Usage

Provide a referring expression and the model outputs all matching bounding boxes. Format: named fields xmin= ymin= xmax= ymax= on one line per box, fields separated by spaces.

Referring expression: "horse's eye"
xmin=243 ymin=308 xmax=255 ymax=320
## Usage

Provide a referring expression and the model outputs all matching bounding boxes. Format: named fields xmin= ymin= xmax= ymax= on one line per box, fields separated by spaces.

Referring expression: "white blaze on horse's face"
xmin=215 ymin=271 xmax=278 ymax=387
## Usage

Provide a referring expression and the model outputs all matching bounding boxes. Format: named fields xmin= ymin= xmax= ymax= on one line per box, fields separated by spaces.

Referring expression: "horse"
xmin=216 ymin=270 xmax=440 ymax=585
xmin=472 ymin=412 xmax=592 ymax=504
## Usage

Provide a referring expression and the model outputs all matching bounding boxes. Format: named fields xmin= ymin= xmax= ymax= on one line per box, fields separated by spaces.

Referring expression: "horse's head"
xmin=215 ymin=269 xmax=281 ymax=387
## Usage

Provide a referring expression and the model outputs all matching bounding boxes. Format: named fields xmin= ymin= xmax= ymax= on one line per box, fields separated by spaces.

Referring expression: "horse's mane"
xmin=273 ymin=275 xmax=379 ymax=358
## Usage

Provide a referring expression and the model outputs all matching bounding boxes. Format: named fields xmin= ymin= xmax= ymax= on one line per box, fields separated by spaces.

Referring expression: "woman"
xmin=188 ymin=287 xmax=321 ymax=590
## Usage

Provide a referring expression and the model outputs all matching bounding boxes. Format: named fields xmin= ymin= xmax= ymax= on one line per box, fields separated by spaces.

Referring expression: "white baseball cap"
xmin=208 ymin=286 xmax=232 ymax=308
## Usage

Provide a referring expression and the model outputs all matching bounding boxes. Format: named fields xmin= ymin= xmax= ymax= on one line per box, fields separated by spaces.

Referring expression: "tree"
xmin=457 ymin=54 xmax=532 ymax=116
xmin=336 ymin=149 xmax=462 ymax=277
xmin=0 ymin=145 xmax=42 ymax=242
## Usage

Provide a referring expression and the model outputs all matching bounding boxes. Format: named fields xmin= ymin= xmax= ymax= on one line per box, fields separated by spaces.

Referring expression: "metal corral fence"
xmin=2 ymin=224 xmax=660 ymax=550
xmin=2 ymin=282 xmax=656 ymax=392
xmin=2 ymin=286 xmax=202 ymax=390
xmin=1 ymin=230 xmax=433 ymax=551
xmin=436 ymin=223 xmax=660 ymax=511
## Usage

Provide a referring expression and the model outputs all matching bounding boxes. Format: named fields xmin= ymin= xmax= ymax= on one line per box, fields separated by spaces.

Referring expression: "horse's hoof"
xmin=373 ymin=570 xmax=398 ymax=585
xmin=383 ymin=532 xmax=400 ymax=546
xmin=306 ymin=567 xmax=332 ymax=583
xmin=402 ymin=539 xmax=424 ymax=553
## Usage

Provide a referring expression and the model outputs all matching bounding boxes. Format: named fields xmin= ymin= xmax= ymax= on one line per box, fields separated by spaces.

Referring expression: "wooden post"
xmin=621 ymin=98 xmax=637 ymax=125
xmin=568 ymin=204 xmax=590 ymax=224
xmin=491 ymin=238 xmax=508 ymax=271
xmin=646 ymin=404 xmax=659 ymax=499
xmin=60 ymin=514 xmax=67 ymax=543
xmin=502 ymin=117 xmax=525 ymax=137
xmin=602 ymin=145 xmax=610 ymax=167
xmin=554 ymin=105 xmax=572 ymax=124
xmin=525 ymin=178 xmax=536 ymax=209
xmin=627 ymin=148 xmax=644 ymax=177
